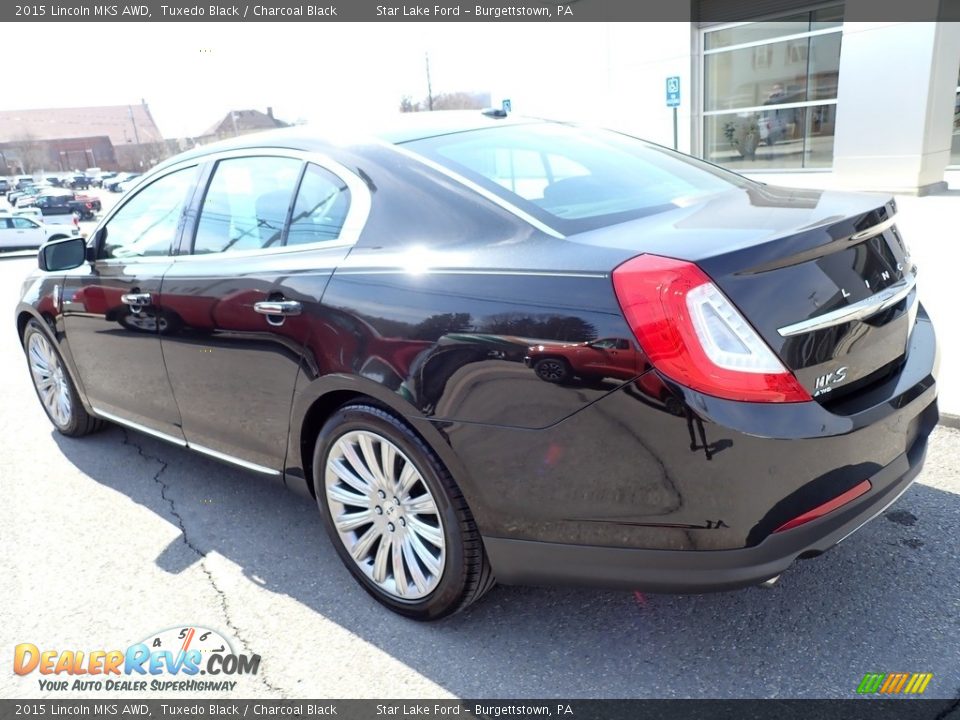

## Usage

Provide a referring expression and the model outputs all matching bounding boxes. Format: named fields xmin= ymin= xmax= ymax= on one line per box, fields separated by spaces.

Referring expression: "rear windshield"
xmin=405 ymin=123 xmax=752 ymax=234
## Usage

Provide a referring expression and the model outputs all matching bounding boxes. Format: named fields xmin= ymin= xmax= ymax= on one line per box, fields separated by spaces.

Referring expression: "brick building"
xmin=0 ymin=102 xmax=164 ymax=173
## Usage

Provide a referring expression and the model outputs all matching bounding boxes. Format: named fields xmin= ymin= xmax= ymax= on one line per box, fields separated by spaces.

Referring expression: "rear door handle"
xmin=254 ymin=300 xmax=302 ymax=316
xmin=121 ymin=292 xmax=151 ymax=306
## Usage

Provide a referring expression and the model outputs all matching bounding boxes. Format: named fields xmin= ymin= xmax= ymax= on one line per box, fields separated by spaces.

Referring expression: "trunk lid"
xmin=576 ymin=184 xmax=917 ymax=403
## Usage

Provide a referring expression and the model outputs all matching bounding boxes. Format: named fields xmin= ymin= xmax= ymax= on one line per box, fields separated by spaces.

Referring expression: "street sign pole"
xmin=666 ymin=75 xmax=680 ymax=151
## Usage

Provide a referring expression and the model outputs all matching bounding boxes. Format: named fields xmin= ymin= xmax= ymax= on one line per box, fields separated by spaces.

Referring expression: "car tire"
xmin=313 ymin=403 xmax=494 ymax=620
xmin=533 ymin=357 xmax=570 ymax=383
xmin=22 ymin=320 xmax=104 ymax=437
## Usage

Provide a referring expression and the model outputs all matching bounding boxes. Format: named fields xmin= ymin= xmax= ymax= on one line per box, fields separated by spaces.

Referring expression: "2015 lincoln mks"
xmin=16 ymin=111 xmax=938 ymax=619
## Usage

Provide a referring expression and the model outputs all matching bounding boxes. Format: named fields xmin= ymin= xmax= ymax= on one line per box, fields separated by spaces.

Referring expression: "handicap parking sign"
xmin=666 ymin=76 xmax=680 ymax=107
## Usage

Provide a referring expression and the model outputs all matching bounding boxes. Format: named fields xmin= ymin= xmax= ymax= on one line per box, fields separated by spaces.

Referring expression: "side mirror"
xmin=38 ymin=236 xmax=87 ymax=272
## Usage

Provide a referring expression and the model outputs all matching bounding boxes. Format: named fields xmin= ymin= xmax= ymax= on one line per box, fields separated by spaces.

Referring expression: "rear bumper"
xmin=454 ymin=310 xmax=939 ymax=592
xmin=484 ymin=425 xmax=931 ymax=592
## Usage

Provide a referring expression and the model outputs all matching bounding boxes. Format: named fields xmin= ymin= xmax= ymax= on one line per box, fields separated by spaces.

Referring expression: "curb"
xmin=940 ymin=413 xmax=960 ymax=430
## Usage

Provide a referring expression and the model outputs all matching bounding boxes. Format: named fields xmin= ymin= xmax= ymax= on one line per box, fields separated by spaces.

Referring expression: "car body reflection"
xmin=524 ymin=337 xmax=642 ymax=383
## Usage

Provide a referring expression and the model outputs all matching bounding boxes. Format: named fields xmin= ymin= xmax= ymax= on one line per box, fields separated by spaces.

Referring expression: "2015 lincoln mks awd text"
xmin=16 ymin=112 xmax=938 ymax=619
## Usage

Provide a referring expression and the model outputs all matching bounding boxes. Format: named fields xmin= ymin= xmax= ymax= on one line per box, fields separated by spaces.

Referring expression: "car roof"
xmin=156 ymin=111 xmax=546 ymax=167
xmin=137 ymin=111 xmax=572 ymax=188
xmin=360 ymin=110 xmax=540 ymax=143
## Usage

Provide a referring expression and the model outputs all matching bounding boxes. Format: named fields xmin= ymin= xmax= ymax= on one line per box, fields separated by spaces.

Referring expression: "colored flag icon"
xmin=857 ymin=672 xmax=933 ymax=694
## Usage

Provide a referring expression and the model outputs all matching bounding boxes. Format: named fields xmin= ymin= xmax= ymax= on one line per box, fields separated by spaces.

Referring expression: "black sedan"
xmin=16 ymin=112 xmax=938 ymax=619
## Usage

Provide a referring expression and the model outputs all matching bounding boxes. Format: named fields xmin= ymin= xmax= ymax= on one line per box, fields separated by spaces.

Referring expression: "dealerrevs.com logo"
xmin=14 ymin=626 xmax=261 ymax=692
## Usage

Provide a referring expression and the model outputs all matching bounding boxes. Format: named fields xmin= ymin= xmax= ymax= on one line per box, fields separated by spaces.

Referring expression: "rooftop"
xmin=0 ymin=104 xmax=164 ymax=145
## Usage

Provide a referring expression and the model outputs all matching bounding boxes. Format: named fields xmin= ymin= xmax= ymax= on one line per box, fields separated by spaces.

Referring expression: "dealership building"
xmin=594 ymin=6 xmax=960 ymax=194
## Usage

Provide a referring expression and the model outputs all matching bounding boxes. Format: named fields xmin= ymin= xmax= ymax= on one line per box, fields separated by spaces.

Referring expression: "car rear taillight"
xmin=611 ymin=254 xmax=811 ymax=403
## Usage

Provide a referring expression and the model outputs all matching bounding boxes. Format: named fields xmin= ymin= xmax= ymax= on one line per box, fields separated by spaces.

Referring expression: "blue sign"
xmin=666 ymin=76 xmax=680 ymax=107
xmin=502 ymin=99 xmax=512 ymax=113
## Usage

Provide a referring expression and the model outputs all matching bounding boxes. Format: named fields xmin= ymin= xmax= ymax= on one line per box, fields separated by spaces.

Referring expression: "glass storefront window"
xmin=704 ymin=104 xmax=837 ymax=171
xmin=811 ymin=6 xmax=844 ymax=30
xmin=704 ymin=16 xmax=809 ymax=51
xmin=950 ymin=67 xmax=960 ymax=166
xmin=704 ymin=32 xmax=841 ymax=112
xmin=702 ymin=7 xmax=843 ymax=170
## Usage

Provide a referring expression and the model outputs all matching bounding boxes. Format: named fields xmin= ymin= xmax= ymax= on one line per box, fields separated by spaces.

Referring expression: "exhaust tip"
xmin=758 ymin=575 xmax=781 ymax=588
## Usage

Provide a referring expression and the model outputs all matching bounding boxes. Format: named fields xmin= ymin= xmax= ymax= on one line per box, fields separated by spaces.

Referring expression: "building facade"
xmin=0 ymin=102 xmax=164 ymax=173
xmin=591 ymin=11 xmax=960 ymax=194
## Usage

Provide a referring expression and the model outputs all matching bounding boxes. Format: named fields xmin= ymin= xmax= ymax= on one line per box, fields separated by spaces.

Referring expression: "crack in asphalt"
xmin=119 ymin=429 xmax=286 ymax=697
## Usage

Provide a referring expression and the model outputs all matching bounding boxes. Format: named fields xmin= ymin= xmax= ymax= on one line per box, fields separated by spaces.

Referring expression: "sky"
xmin=6 ymin=22 xmax=626 ymax=138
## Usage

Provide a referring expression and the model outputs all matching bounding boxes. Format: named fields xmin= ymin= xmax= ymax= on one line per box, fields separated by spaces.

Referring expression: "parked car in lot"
xmin=16 ymin=113 xmax=939 ymax=619
xmin=7 ymin=180 xmax=38 ymax=205
xmin=0 ymin=211 xmax=79 ymax=249
xmin=0 ymin=178 xmax=10 ymax=194
xmin=9 ymin=182 xmax=54 ymax=207
xmin=66 ymin=173 xmax=91 ymax=190
xmin=84 ymin=167 xmax=103 ymax=187
xmin=114 ymin=175 xmax=142 ymax=194
xmin=33 ymin=190 xmax=99 ymax=221
xmin=104 ymin=173 xmax=140 ymax=192
xmin=13 ymin=176 xmax=35 ymax=190
xmin=13 ymin=206 xmax=44 ymax=221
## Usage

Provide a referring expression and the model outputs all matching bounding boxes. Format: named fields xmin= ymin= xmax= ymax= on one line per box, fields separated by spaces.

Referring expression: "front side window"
xmin=192 ymin=156 xmax=302 ymax=254
xmin=100 ymin=166 xmax=198 ymax=259
xmin=286 ymin=163 xmax=351 ymax=246
xmin=407 ymin=123 xmax=748 ymax=233
xmin=12 ymin=217 xmax=40 ymax=229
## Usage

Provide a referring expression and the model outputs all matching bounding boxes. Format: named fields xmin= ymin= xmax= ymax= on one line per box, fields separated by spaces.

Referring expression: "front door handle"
xmin=121 ymin=292 xmax=151 ymax=306
xmin=254 ymin=300 xmax=302 ymax=316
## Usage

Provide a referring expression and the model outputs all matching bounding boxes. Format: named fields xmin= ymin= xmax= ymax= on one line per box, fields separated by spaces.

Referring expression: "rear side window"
xmin=192 ymin=156 xmax=302 ymax=254
xmin=406 ymin=123 xmax=750 ymax=234
xmin=100 ymin=166 xmax=198 ymax=259
xmin=286 ymin=163 xmax=351 ymax=246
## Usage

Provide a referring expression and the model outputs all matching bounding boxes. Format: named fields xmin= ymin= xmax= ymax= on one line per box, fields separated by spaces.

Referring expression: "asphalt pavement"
xmin=1 ymin=244 xmax=959 ymax=701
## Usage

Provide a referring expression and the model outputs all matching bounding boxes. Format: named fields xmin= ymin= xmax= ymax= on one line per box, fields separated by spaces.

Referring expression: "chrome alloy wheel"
xmin=324 ymin=430 xmax=445 ymax=600
xmin=27 ymin=332 xmax=72 ymax=427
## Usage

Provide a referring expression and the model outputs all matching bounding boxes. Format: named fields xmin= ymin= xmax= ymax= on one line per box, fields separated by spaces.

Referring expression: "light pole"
xmin=425 ymin=52 xmax=433 ymax=112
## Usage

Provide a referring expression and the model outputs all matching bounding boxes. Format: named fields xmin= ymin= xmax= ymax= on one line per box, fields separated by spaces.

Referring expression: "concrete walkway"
xmin=746 ymin=170 xmax=960 ymax=422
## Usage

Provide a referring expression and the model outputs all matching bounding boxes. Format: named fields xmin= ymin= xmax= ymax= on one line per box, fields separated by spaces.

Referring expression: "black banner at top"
xmin=3 ymin=0 xmax=960 ymax=22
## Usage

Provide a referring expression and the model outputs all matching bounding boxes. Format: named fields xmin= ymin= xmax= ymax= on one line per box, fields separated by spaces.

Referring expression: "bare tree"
xmin=400 ymin=91 xmax=491 ymax=113
xmin=399 ymin=95 xmax=421 ymax=113
xmin=8 ymin=132 xmax=49 ymax=173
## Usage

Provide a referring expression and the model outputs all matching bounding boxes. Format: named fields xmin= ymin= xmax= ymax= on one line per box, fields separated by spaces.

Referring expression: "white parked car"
xmin=0 ymin=212 xmax=80 ymax=250
xmin=115 ymin=176 xmax=142 ymax=194
xmin=12 ymin=207 xmax=43 ymax=221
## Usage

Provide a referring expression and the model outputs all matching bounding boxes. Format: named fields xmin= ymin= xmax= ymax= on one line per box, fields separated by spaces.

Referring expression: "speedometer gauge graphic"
xmin=138 ymin=626 xmax=234 ymax=660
